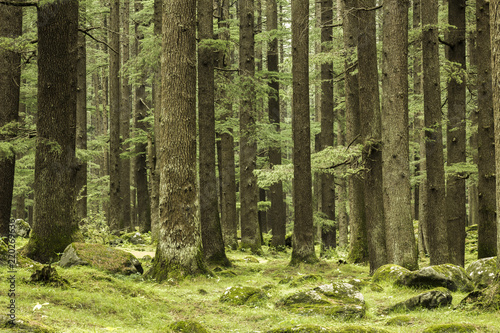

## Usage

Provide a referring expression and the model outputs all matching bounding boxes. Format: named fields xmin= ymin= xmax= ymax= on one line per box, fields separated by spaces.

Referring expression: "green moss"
xmin=220 ymin=286 xmax=267 ymax=305
xmin=289 ymin=274 xmax=323 ymax=287
xmin=421 ymin=323 xmax=481 ymax=332
xmin=384 ymin=315 xmax=418 ymax=326
xmin=371 ymin=264 xmax=410 ymax=283
xmin=169 ymin=320 xmax=208 ymax=333
xmin=336 ymin=325 xmax=389 ymax=333
xmin=431 ymin=264 xmax=474 ymax=292
xmin=267 ymin=324 xmax=335 ymax=332
xmin=0 ymin=315 xmax=55 ymax=332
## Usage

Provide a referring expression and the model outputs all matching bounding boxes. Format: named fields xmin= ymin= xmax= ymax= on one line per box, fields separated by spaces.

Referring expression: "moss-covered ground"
xmin=0 ymin=231 xmax=498 ymax=332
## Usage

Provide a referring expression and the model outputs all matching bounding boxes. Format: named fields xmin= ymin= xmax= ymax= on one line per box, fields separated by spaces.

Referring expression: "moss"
xmin=68 ymin=243 xmax=139 ymax=275
xmin=0 ymin=315 xmax=55 ymax=332
xmin=289 ymin=274 xmax=323 ymax=287
xmin=336 ymin=325 xmax=389 ymax=333
xmin=371 ymin=264 xmax=410 ymax=283
xmin=220 ymin=286 xmax=268 ymax=305
xmin=384 ymin=315 xmax=417 ymax=326
xmin=169 ymin=320 xmax=209 ymax=333
xmin=430 ymin=264 xmax=474 ymax=292
xmin=267 ymin=324 xmax=335 ymax=332
xmin=421 ymin=323 xmax=481 ymax=333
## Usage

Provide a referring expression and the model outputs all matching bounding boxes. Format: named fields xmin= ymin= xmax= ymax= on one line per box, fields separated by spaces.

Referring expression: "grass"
xmin=1 ymin=235 xmax=499 ymax=332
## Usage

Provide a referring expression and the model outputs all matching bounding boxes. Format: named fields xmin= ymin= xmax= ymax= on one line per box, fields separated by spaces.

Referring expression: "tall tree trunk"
xmin=445 ymin=0 xmax=467 ymax=267
xmin=477 ymin=0 xmax=497 ymax=258
xmin=320 ymin=0 xmax=336 ymax=255
xmin=239 ymin=0 xmax=262 ymax=253
xmin=134 ymin=0 xmax=151 ymax=233
xmin=267 ymin=0 xmax=286 ymax=248
xmin=491 ymin=0 xmax=500 ymax=269
xmin=76 ymin=2 xmax=87 ymax=223
xmin=109 ymin=0 xmax=122 ymax=233
xmin=148 ymin=0 xmax=207 ymax=281
xmin=422 ymin=0 xmax=448 ymax=265
xmin=24 ymin=0 xmax=82 ymax=263
xmin=468 ymin=27 xmax=479 ymax=228
xmin=0 ymin=3 xmax=22 ymax=239
xmin=290 ymin=0 xmax=319 ymax=265
xmin=199 ymin=0 xmax=230 ymax=266
xmin=343 ymin=0 xmax=368 ymax=263
xmin=358 ymin=0 xmax=386 ymax=273
xmin=381 ymin=0 xmax=418 ymax=270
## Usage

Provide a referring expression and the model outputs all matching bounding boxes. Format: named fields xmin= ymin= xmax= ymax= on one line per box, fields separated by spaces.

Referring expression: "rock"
xmin=129 ymin=232 xmax=145 ymax=245
xmin=372 ymin=264 xmax=411 ymax=283
xmin=59 ymin=242 xmax=143 ymax=275
xmin=14 ymin=219 xmax=30 ymax=238
xmin=385 ymin=288 xmax=452 ymax=312
xmin=421 ymin=323 xmax=482 ymax=332
xmin=244 ymin=256 xmax=259 ymax=263
xmin=397 ymin=266 xmax=457 ymax=291
xmin=279 ymin=283 xmax=366 ymax=319
xmin=467 ymin=273 xmax=500 ymax=310
xmin=267 ymin=324 xmax=335 ymax=333
xmin=220 ymin=286 xmax=268 ymax=306
xmin=466 ymin=257 xmax=497 ymax=289
xmin=427 ymin=264 xmax=474 ymax=292
xmin=169 ymin=320 xmax=208 ymax=333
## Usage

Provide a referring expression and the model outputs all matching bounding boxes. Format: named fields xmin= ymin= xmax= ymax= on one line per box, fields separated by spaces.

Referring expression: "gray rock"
xmin=386 ymin=288 xmax=452 ymax=312
xmin=129 ymin=232 xmax=145 ymax=245
xmin=59 ymin=244 xmax=89 ymax=268
xmin=428 ymin=264 xmax=474 ymax=292
xmin=220 ymin=286 xmax=268 ymax=305
xmin=372 ymin=264 xmax=411 ymax=283
xmin=466 ymin=257 xmax=497 ymax=289
xmin=14 ymin=219 xmax=31 ymax=238
xmin=397 ymin=266 xmax=457 ymax=291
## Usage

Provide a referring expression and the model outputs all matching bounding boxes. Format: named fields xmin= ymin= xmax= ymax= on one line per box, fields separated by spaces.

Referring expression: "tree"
xmin=0 ymin=3 xmax=22 ymax=240
xmin=381 ymin=0 xmax=418 ymax=270
xmin=267 ymin=0 xmax=286 ymax=250
xmin=422 ymin=0 xmax=448 ymax=265
xmin=198 ymin=0 xmax=230 ymax=266
xmin=343 ymin=0 xmax=368 ymax=263
xmin=358 ymin=0 xmax=386 ymax=273
xmin=290 ymin=0 xmax=319 ymax=266
xmin=109 ymin=0 xmax=122 ymax=233
xmin=477 ymin=0 xmax=497 ymax=259
xmin=320 ymin=0 xmax=336 ymax=254
xmin=239 ymin=0 xmax=261 ymax=253
xmin=24 ymin=0 xmax=82 ymax=263
xmin=491 ymin=0 xmax=500 ymax=270
xmin=445 ymin=0 xmax=467 ymax=267
xmin=148 ymin=0 xmax=207 ymax=281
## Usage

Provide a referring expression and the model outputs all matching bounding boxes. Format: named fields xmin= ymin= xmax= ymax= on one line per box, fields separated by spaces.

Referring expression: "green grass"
xmin=1 ymin=241 xmax=499 ymax=333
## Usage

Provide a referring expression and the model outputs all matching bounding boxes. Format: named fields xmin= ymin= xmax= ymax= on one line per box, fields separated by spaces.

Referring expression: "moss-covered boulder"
xmin=289 ymin=274 xmax=323 ymax=287
xmin=0 ymin=315 xmax=55 ymax=332
xmin=462 ymin=273 xmax=500 ymax=310
xmin=220 ymin=286 xmax=268 ymax=306
xmin=385 ymin=288 xmax=452 ymax=313
xmin=372 ymin=264 xmax=411 ymax=284
xmin=278 ymin=283 xmax=366 ymax=319
xmin=466 ymin=257 xmax=497 ymax=289
xmin=14 ymin=219 xmax=31 ymax=238
xmin=397 ymin=266 xmax=457 ymax=291
xmin=267 ymin=324 xmax=335 ymax=333
xmin=384 ymin=315 xmax=419 ymax=326
xmin=169 ymin=320 xmax=208 ymax=333
xmin=59 ymin=242 xmax=143 ymax=275
xmin=421 ymin=323 xmax=482 ymax=332
xmin=427 ymin=264 xmax=474 ymax=292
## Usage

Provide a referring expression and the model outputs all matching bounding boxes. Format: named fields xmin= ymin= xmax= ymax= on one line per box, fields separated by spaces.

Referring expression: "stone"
xmin=428 ymin=264 xmax=474 ymax=292
xmin=129 ymin=232 xmax=145 ymax=245
xmin=466 ymin=257 xmax=497 ymax=289
xmin=14 ymin=219 xmax=31 ymax=238
xmin=220 ymin=286 xmax=268 ymax=306
xmin=385 ymin=288 xmax=452 ymax=312
xmin=59 ymin=242 xmax=143 ymax=275
xmin=371 ymin=264 xmax=411 ymax=284
xmin=169 ymin=320 xmax=208 ymax=333
xmin=397 ymin=266 xmax=457 ymax=291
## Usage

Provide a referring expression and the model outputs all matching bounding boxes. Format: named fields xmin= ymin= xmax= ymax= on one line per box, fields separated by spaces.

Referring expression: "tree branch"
xmin=0 ymin=0 xmax=37 ymax=6
xmin=359 ymin=4 xmax=383 ymax=11
xmin=78 ymin=28 xmax=118 ymax=54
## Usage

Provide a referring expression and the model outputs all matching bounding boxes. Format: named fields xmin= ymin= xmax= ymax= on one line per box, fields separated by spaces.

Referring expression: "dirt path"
xmin=123 ymin=249 xmax=155 ymax=259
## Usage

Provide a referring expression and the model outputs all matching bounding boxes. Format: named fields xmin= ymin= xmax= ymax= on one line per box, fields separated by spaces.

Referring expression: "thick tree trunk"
xmin=198 ymin=0 xmax=230 ymax=267
xmin=0 ymin=3 xmax=22 ymax=239
xmin=358 ymin=0 xmax=386 ymax=273
xmin=445 ymin=0 xmax=467 ymax=267
xmin=477 ymin=0 xmax=497 ymax=258
xmin=149 ymin=0 xmax=207 ymax=281
xmin=290 ymin=0 xmax=319 ymax=266
xmin=239 ymin=0 xmax=261 ymax=253
xmin=343 ymin=0 xmax=368 ymax=263
xmin=422 ymin=0 xmax=448 ymax=265
xmin=381 ymin=0 xmax=418 ymax=270
xmin=24 ymin=0 xmax=82 ymax=263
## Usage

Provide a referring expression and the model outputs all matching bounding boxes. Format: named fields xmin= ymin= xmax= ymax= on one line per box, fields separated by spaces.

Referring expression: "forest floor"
xmin=1 ymin=230 xmax=499 ymax=333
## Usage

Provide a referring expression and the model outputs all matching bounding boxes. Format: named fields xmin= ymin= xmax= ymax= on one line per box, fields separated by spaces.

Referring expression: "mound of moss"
xmin=169 ymin=320 xmax=208 ymax=333
xmin=421 ymin=323 xmax=481 ymax=332
xmin=267 ymin=324 xmax=334 ymax=333
xmin=371 ymin=264 xmax=410 ymax=283
xmin=220 ymin=286 xmax=268 ymax=305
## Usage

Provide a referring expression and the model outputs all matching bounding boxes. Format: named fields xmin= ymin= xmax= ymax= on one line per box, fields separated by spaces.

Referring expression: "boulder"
xmin=461 ymin=273 xmax=500 ymax=310
xmin=372 ymin=264 xmax=411 ymax=284
xmin=426 ymin=264 xmax=473 ymax=292
xmin=421 ymin=323 xmax=482 ymax=333
xmin=385 ymin=288 xmax=452 ymax=312
xmin=14 ymin=219 xmax=30 ymax=238
xmin=220 ymin=286 xmax=268 ymax=306
xmin=397 ymin=266 xmax=457 ymax=291
xmin=169 ymin=320 xmax=208 ymax=333
xmin=278 ymin=283 xmax=366 ymax=319
xmin=466 ymin=257 xmax=497 ymax=289
xmin=129 ymin=232 xmax=145 ymax=245
xmin=59 ymin=242 xmax=143 ymax=275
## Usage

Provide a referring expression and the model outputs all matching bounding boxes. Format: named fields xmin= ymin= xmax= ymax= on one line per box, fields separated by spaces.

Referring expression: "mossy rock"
xmin=169 ymin=320 xmax=208 ymax=333
xmin=397 ymin=266 xmax=457 ymax=291
xmin=30 ymin=265 xmax=69 ymax=287
xmin=385 ymin=287 xmax=452 ymax=313
xmin=244 ymin=256 xmax=260 ymax=263
xmin=466 ymin=257 xmax=497 ymax=289
xmin=475 ymin=273 xmax=500 ymax=310
xmin=370 ymin=283 xmax=384 ymax=292
xmin=314 ymin=283 xmax=364 ymax=305
xmin=217 ymin=269 xmax=237 ymax=277
xmin=347 ymin=278 xmax=371 ymax=289
xmin=267 ymin=324 xmax=334 ymax=332
xmin=0 ymin=315 xmax=55 ymax=332
xmin=371 ymin=264 xmax=410 ymax=283
xmin=421 ymin=323 xmax=482 ymax=332
xmin=220 ymin=286 xmax=268 ymax=306
xmin=384 ymin=315 xmax=418 ymax=326
xmin=290 ymin=274 xmax=323 ymax=287
xmin=59 ymin=242 xmax=143 ymax=275
xmin=429 ymin=264 xmax=474 ymax=292
xmin=336 ymin=325 xmax=390 ymax=333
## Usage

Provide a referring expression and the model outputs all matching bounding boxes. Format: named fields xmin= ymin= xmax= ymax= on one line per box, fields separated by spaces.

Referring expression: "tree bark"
xmin=290 ymin=0 xmax=319 ymax=265
xmin=148 ymin=0 xmax=207 ymax=281
xmin=24 ymin=0 xmax=82 ymax=263
xmin=0 ymin=3 xmax=22 ymax=239
xmin=477 ymin=0 xmax=497 ymax=258
xmin=381 ymin=0 xmax=418 ymax=270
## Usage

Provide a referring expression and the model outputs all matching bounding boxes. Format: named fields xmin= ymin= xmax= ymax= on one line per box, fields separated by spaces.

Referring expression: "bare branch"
xmin=78 ymin=28 xmax=118 ymax=54
xmin=0 ymin=0 xmax=37 ymax=6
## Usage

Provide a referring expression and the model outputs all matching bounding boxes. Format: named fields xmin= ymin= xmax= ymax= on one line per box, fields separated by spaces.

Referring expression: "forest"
xmin=1 ymin=0 xmax=500 ymax=331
